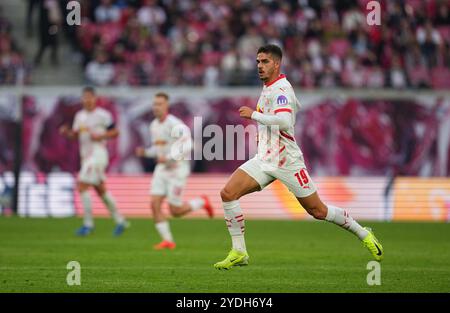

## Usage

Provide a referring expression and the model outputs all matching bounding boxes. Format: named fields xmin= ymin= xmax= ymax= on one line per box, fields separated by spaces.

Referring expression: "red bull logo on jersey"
xmin=276 ymin=95 xmax=288 ymax=106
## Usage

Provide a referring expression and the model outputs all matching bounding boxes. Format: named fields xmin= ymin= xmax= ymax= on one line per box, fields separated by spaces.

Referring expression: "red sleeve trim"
xmin=274 ymin=108 xmax=292 ymax=114
xmin=280 ymin=131 xmax=295 ymax=142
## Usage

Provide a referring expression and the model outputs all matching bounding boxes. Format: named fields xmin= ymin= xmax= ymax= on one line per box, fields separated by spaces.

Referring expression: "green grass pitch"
xmin=1 ymin=217 xmax=449 ymax=292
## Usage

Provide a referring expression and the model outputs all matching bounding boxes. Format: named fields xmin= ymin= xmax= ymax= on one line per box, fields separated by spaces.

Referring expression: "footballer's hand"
xmin=135 ymin=147 xmax=146 ymax=157
xmin=157 ymin=156 xmax=167 ymax=164
xmin=59 ymin=125 xmax=70 ymax=136
xmin=239 ymin=106 xmax=254 ymax=119
xmin=90 ymin=133 xmax=104 ymax=141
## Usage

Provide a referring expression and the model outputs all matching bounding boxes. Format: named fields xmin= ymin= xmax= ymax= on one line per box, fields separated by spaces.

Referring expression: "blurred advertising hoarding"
xmin=1 ymin=172 xmax=448 ymax=221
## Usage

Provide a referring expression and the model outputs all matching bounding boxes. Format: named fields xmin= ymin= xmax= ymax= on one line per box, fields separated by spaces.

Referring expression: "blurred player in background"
xmin=214 ymin=45 xmax=384 ymax=270
xmin=60 ymin=86 xmax=128 ymax=236
xmin=136 ymin=92 xmax=214 ymax=250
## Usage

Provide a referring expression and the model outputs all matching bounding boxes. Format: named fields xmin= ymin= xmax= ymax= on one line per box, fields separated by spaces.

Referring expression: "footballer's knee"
xmin=151 ymin=200 xmax=161 ymax=210
xmin=220 ymin=187 xmax=239 ymax=202
xmin=168 ymin=204 xmax=183 ymax=217
xmin=77 ymin=182 xmax=89 ymax=193
xmin=94 ymin=185 xmax=106 ymax=197
xmin=150 ymin=199 xmax=162 ymax=213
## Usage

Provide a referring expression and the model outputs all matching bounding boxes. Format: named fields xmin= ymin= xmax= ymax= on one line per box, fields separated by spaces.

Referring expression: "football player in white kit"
xmin=60 ymin=87 xmax=128 ymax=236
xmin=214 ymin=45 xmax=384 ymax=269
xmin=136 ymin=92 xmax=214 ymax=250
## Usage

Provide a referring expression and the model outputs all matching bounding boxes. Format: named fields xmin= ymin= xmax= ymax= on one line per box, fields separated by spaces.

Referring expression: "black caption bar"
xmin=1 ymin=293 xmax=449 ymax=312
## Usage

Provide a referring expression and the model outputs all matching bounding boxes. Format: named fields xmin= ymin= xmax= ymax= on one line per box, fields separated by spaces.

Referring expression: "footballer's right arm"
xmin=250 ymin=110 xmax=291 ymax=130
xmin=136 ymin=121 xmax=158 ymax=158
xmin=135 ymin=146 xmax=157 ymax=158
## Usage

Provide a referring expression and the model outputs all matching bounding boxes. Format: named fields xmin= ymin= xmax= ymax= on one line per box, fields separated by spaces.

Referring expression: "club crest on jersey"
xmin=276 ymin=95 xmax=288 ymax=106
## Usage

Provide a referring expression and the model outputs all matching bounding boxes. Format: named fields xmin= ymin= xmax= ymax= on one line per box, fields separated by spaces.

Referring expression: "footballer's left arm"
xmin=90 ymin=124 xmax=119 ymax=141
xmin=103 ymin=124 xmax=119 ymax=140
xmin=99 ymin=112 xmax=118 ymax=140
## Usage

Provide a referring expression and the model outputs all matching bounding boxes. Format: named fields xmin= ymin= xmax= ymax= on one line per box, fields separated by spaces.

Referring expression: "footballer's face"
xmin=152 ymin=96 xmax=169 ymax=119
xmin=82 ymin=91 xmax=96 ymax=111
xmin=257 ymin=52 xmax=280 ymax=83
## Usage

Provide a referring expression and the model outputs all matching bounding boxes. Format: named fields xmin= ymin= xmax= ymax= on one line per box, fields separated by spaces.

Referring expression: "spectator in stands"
xmin=25 ymin=0 xmax=39 ymax=37
xmin=342 ymin=4 xmax=365 ymax=33
xmin=405 ymin=43 xmax=431 ymax=89
xmin=110 ymin=42 xmax=126 ymax=63
xmin=389 ymin=55 xmax=408 ymax=89
xmin=203 ymin=63 xmax=219 ymax=88
xmin=137 ymin=0 xmax=166 ymax=31
xmin=299 ymin=61 xmax=316 ymax=88
xmin=95 ymin=0 xmax=121 ymax=24
xmin=393 ymin=19 xmax=415 ymax=56
xmin=34 ymin=0 xmax=62 ymax=67
xmin=417 ymin=20 xmax=442 ymax=67
xmin=366 ymin=66 xmax=385 ymax=89
xmin=434 ymin=3 xmax=450 ymax=26
xmin=318 ymin=65 xmax=338 ymax=88
xmin=351 ymin=28 xmax=370 ymax=58
xmin=85 ymin=50 xmax=115 ymax=86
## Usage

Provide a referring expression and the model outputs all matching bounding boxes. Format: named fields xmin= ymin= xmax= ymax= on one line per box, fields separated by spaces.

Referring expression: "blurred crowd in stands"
xmin=74 ymin=0 xmax=450 ymax=88
xmin=0 ymin=5 xmax=30 ymax=85
xmin=1 ymin=0 xmax=450 ymax=87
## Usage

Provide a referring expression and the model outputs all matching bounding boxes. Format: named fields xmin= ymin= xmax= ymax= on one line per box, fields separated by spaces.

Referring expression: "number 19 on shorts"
xmin=294 ymin=169 xmax=309 ymax=187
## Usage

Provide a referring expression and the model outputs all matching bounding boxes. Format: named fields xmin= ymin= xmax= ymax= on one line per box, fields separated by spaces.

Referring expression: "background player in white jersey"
xmin=136 ymin=92 xmax=214 ymax=250
xmin=214 ymin=45 xmax=384 ymax=269
xmin=60 ymin=87 xmax=128 ymax=236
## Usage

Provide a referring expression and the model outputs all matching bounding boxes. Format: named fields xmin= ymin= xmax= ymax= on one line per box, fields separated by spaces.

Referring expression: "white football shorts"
xmin=150 ymin=162 xmax=190 ymax=206
xmin=78 ymin=147 xmax=108 ymax=186
xmin=239 ymin=156 xmax=317 ymax=198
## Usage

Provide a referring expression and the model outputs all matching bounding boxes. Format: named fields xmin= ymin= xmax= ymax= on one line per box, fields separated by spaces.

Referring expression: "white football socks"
xmin=155 ymin=221 xmax=174 ymax=242
xmin=223 ymin=200 xmax=246 ymax=253
xmin=101 ymin=192 xmax=125 ymax=225
xmin=325 ymin=205 xmax=369 ymax=240
xmin=80 ymin=191 xmax=94 ymax=228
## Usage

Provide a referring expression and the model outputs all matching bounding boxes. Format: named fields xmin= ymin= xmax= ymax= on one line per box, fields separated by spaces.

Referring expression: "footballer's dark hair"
xmin=83 ymin=86 xmax=96 ymax=95
xmin=155 ymin=91 xmax=170 ymax=101
xmin=257 ymin=44 xmax=283 ymax=60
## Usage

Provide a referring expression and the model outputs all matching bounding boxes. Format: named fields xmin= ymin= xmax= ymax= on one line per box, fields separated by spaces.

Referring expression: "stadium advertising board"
xmin=1 ymin=172 xmax=448 ymax=221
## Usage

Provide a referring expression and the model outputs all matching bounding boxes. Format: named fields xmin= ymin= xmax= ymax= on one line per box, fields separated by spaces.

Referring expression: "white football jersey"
xmin=72 ymin=107 xmax=114 ymax=159
xmin=149 ymin=114 xmax=192 ymax=163
xmin=255 ymin=74 xmax=303 ymax=169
